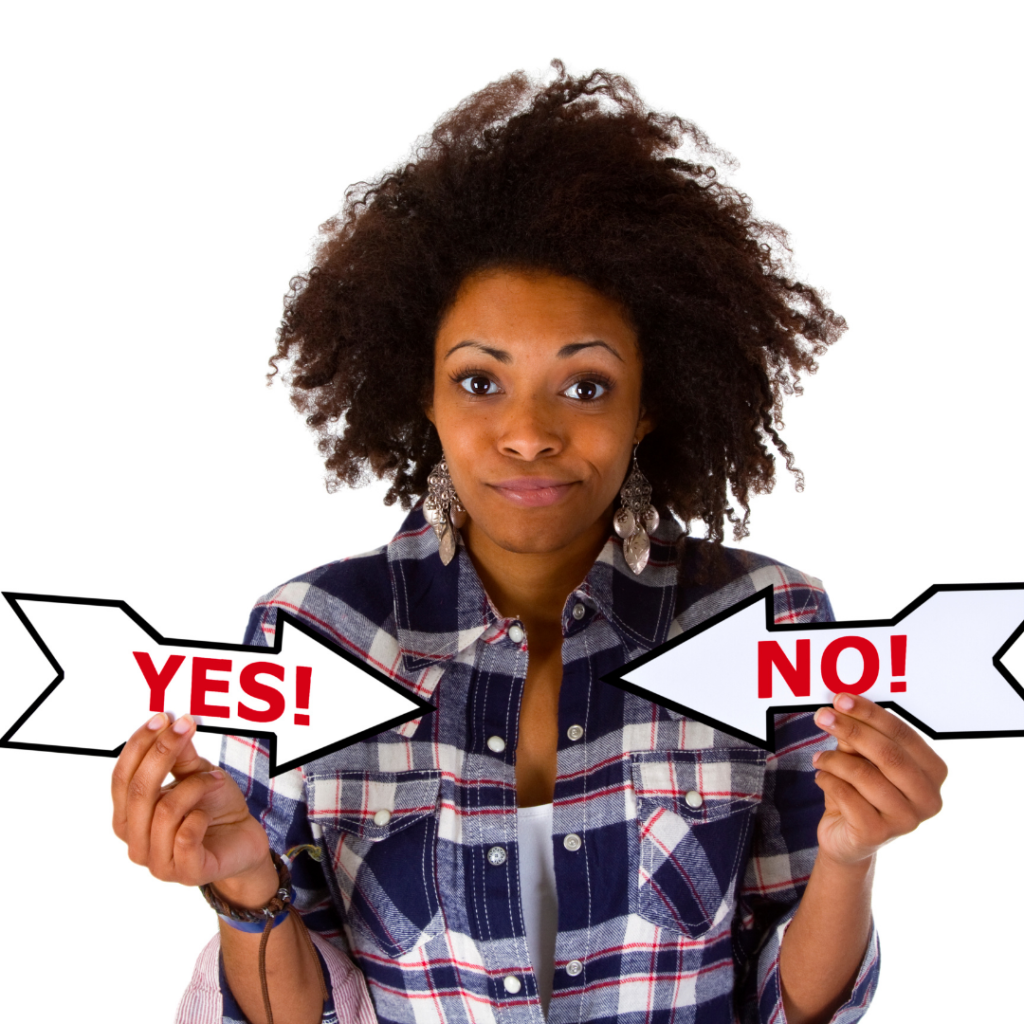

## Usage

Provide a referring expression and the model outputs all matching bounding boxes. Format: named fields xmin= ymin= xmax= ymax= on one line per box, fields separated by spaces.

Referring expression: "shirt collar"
xmin=387 ymin=507 xmax=680 ymax=675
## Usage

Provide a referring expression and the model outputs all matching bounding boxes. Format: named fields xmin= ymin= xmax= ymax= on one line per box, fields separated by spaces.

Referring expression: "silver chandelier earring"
xmin=423 ymin=458 xmax=466 ymax=566
xmin=614 ymin=445 xmax=659 ymax=575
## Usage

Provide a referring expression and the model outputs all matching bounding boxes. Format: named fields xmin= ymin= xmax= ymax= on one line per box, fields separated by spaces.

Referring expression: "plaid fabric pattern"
xmin=210 ymin=508 xmax=879 ymax=1024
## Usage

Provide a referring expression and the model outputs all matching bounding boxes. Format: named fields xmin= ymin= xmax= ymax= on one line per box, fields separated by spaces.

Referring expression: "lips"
xmin=488 ymin=477 xmax=578 ymax=508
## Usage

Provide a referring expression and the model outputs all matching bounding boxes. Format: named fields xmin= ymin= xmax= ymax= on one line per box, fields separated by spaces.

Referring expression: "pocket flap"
xmin=306 ymin=769 xmax=442 ymax=842
xmin=631 ymin=748 xmax=766 ymax=822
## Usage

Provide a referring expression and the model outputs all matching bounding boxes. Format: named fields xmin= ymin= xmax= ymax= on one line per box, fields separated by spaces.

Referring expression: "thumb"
xmin=167 ymin=715 xmax=216 ymax=780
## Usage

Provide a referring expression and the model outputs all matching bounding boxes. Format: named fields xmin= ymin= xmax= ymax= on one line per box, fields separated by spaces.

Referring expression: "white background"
xmin=2 ymin=2 xmax=1021 ymax=1020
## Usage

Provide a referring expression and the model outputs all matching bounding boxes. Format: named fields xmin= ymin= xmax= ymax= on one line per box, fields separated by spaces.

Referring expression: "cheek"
xmin=571 ymin=418 xmax=637 ymax=502
xmin=431 ymin=397 xmax=494 ymax=456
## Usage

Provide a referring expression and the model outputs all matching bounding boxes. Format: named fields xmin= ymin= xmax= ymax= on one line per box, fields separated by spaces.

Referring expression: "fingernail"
xmin=812 ymin=751 xmax=821 ymax=765
xmin=210 ymin=769 xmax=224 ymax=780
xmin=835 ymin=694 xmax=855 ymax=712
xmin=172 ymin=713 xmax=195 ymax=735
xmin=816 ymin=708 xmax=836 ymax=729
xmin=147 ymin=713 xmax=167 ymax=730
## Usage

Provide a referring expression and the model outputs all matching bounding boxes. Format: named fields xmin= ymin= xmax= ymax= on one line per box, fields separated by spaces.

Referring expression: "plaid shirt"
xmin=179 ymin=509 xmax=879 ymax=1024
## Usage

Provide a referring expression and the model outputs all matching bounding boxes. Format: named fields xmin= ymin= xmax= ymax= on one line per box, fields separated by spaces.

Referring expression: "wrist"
xmin=813 ymin=849 xmax=876 ymax=889
xmin=211 ymin=852 xmax=281 ymax=910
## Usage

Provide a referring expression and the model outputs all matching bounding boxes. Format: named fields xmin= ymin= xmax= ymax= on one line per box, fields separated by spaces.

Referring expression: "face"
xmin=425 ymin=269 xmax=653 ymax=556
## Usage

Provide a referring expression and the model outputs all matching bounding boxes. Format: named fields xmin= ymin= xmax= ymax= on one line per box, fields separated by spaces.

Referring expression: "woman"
xmin=111 ymin=65 xmax=946 ymax=1024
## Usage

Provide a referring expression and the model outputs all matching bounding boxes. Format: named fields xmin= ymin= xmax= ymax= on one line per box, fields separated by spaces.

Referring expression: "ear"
xmin=634 ymin=407 xmax=655 ymax=445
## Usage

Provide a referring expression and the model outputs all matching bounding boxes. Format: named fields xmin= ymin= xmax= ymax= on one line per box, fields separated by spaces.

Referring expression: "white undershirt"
xmin=516 ymin=803 xmax=558 ymax=1016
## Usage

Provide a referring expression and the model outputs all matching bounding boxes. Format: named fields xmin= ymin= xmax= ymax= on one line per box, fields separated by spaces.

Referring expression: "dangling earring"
xmin=614 ymin=445 xmax=659 ymax=575
xmin=423 ymin=458 xmax=466 ymax=566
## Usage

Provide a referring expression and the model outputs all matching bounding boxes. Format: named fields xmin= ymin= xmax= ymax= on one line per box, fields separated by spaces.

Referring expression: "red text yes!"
xmin=131 ymin=652 xmax=311 ymax=725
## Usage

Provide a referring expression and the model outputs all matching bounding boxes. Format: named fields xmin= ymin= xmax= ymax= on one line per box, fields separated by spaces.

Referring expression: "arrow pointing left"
xmin=602 ymin=583 xmax=1024 ymax=751
xmin=2 ymin=592 xmax=434 ymax=776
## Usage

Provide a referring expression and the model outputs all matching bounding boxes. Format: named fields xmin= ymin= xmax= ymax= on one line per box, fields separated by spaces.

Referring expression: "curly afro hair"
xmin=270 ymin=61 xmax=845 ymax=545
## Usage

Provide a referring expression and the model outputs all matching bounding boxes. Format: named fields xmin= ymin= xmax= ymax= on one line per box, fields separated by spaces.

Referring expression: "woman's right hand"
xmin=111 ymin=713 xmax=273 ymax=900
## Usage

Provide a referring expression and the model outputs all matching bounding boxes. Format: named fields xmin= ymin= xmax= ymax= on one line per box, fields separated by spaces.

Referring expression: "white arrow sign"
xmin=2 ymin=593 xmax=433 ymax=776
xmin=603 ymin=583 xmax=1024 ymax=750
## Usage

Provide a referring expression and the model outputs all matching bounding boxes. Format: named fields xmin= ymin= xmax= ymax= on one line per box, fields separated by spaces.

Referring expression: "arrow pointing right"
xmin=2 ymin=592 xmax=434 ymax=776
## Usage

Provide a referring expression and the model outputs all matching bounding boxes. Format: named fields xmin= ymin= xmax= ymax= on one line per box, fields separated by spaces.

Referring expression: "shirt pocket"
xmin=630 ymin=748 xmax=766 ymax=939
xmin=306 ymin=768 xmax=443 ymax=958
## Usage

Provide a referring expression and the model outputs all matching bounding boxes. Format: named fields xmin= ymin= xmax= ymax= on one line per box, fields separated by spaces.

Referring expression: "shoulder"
xmin=672 ymin=539 xmax=835 ymax=636
xmin=241 ymin=542 xmax=396 ymax=652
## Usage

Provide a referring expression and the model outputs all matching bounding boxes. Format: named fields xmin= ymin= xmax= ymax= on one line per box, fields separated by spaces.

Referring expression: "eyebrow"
xmin=443 ymin=339 xmax=624 ymax=363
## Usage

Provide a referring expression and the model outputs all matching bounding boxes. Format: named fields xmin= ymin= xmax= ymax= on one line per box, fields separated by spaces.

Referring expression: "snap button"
xmin=487 ymin=735 xmax=506 ymax=754
xmin=684 ymin=790 xmax=703 ymax=809
xmin=503 ymin=974 xmax=522 ymax=994
xmin=565 ymin=959 xmax=583 ymax=977
xmin=507 ymin=624 xmax=525 ymax=644
xmin=563 ymin=833 xmax=582 ymax=852
xmin=566 ymin=724 xmax=584 ymax=742
xmin=571 ymin=603 xmax=586 ymax=621
xmin=487 ymin=845 xmax=507 ymax=866
xmin=373 ymin=808 xmax=392 ymax=826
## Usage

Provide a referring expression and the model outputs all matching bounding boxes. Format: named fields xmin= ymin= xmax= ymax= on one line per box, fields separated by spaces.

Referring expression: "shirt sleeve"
xmin=731 ymin=588 xmax=881 ymax=1024
xmin=175 ymin=932 xmax=375 ymax=1024
xmin=176 ymin=599 xmax=378 ymax=1024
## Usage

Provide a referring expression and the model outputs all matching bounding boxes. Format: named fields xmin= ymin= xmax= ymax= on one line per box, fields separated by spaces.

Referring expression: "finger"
xmin=170 ymin=731 xmax=216 ymax=781
xmin=174 ymin=808 xmax=215 ymax=885
xmin=813 ymin=704 xmax=943 ymax=816
xmin=111 ymin=712 xmax=174 ymax=841
xmin=830 ymin=692 xmax=948 ymax=785
xmin=149 ymin=770 xmax=225 ymax=883
xmin=813 ymin=749 xmax=920 ymax=832
xmin=123 ymin=714 xmax=200 ymax=866
xmin=815 ymin=769 xmax=890 ymax=851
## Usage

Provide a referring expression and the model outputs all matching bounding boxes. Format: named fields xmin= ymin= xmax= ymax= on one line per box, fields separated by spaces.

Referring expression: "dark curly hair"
xmin=270 ymin=61 xmax=845 ymax=545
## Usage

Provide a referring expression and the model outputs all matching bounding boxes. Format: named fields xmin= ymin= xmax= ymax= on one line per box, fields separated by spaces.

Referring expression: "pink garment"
xmin=175 ymin=931 xmax=377 ymax=1024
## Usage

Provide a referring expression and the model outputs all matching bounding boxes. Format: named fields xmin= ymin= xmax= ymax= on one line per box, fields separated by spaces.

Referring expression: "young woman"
xmin=111 ymin=65 xmax=946 ymax=1024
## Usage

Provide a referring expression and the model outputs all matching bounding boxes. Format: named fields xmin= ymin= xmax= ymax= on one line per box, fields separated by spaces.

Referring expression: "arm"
xmin=778 ymin=693 xmax=947 ymax=1024
xmin=215 ymin=856 xmax=328 ymax=1024
xmin=777 ymin=849 xmax=874 ymax=1024
xmin=110 ymin=713 xmax=338 ymax=1024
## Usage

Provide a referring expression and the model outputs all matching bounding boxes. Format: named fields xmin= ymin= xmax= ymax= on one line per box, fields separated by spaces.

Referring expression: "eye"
xmin=563 ymin=379 xmax=608 ymax=401
xmin=458 ymin=374 xmax=499 ymax=396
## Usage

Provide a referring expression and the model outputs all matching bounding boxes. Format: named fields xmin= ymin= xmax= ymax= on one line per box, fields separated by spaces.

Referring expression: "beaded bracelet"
xmin=218 ymin=909 xmax=291 ymax=932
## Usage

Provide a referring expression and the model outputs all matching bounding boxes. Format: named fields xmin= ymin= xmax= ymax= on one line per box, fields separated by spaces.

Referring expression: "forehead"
xmin=436 ymin=269 xmax=638 ymax=353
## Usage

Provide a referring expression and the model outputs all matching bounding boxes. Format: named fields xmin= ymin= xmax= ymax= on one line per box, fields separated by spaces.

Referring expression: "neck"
xmin=461 ymin=512 xmax=612 ymax=643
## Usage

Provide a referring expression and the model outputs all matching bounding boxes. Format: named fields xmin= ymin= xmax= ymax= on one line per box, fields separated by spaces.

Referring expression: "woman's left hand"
xmin=812 ymin=692 xmax=948 ymax=867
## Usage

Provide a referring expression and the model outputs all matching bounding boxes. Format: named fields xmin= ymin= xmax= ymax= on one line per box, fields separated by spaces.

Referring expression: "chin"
xmin=467 ymin=509 xmax=605 ymax=556
xmin=487 ymin=533 xmax=572 ymax=556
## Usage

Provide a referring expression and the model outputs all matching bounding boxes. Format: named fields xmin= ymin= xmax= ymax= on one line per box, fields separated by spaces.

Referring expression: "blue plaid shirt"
xmin=215 ymin=509 xmax=879 ymax=1024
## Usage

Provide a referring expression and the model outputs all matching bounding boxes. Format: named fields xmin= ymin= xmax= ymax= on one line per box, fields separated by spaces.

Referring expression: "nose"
xmin=496 ymin=395 xmax=563 ymax=461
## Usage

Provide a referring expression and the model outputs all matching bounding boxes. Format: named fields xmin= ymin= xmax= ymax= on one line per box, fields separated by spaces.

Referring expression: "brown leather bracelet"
xmin=199 ymin=849 xmax=292 ymax=923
